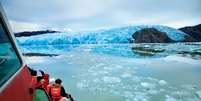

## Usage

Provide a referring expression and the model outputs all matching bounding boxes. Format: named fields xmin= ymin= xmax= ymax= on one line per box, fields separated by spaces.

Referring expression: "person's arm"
xmin=48 ymin=87 xmax=53 ymax=101
xmin=28 ymin=67 xmax=37 ymax=76
xmin=60 ymin=86 xmax=74 ymax=101
xmin=69 ymin=94 xmax=74 ymax=101
xmin=60 ymin=86 xmax=68 ymax=97
xmin=39 ymin=70 xmax=45 ymax=76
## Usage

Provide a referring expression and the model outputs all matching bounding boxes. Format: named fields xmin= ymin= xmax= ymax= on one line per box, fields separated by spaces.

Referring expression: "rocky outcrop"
xmin=132 ymin=28 xmax=174 ymax=43
xmin=182 ymin=35 xmax=196 ymax=42
xmin=179 ymin=24 xmax=201 ymax=42
xmin=22 ymin=53 xmax=59 ymax=57
xmin=15 ymin=30 xmax=59 ymax=37
xmin=132 ymin=46 xmax=165 ymax=56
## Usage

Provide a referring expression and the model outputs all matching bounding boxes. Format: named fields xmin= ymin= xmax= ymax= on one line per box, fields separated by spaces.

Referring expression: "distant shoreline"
xmin=23 ymin=53 xmax=59 ymax=57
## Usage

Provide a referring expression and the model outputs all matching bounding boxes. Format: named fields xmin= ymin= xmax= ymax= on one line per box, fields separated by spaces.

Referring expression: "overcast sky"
xmin=1 ymin=0 xmax=201 ymax=32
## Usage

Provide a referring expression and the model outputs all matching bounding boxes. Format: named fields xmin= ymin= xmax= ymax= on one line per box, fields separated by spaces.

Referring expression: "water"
xmin=23 ymin=43 xmax=201 ymax=101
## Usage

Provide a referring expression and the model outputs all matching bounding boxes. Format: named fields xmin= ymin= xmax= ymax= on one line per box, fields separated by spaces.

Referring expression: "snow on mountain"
xmin=17 ymin=25 xmax=187 ymax=45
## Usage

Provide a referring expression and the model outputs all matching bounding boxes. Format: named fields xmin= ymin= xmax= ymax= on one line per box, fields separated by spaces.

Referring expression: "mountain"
xmin=132 ymin=28 xmax=196 ymax=43
xmin=132 ymin=28 xmax=174 ymax=43
xmin=16 ymin=25 xmax=189 ymax=45
xmin=179 ymin=24 xmax=201 ymax=42
xmin=15 ymin=30 xmax=60 ymax=37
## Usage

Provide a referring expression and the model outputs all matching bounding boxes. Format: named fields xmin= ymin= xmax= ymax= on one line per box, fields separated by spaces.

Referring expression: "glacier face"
xmin=17 ymin=25 xmax=187 ymax=45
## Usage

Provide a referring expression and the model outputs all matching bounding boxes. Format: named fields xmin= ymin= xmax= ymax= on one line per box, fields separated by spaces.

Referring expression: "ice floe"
xmin=196 ymin=91 xmax=201 ymax=99
xmin=165 ymin=95 xmax=177 ymax=101
xmin=163 ymin=55 xmax=199 ymax=65
xmin=102 ymin=76 xmax=121 ymax=83
xmin=76 ymin=81 xmax=88 ymax=89
xmin=121 ymin=72 xmax=132 ymax=78
xmin=158 ymin=80 xmax=168 ymax=86
xmin=140 ymin=82 xmax=155 ymax=89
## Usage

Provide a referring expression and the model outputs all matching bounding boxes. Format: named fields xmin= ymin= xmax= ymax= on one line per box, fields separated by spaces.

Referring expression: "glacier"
xmin=16 ymin=25 xmax=187 ymax=45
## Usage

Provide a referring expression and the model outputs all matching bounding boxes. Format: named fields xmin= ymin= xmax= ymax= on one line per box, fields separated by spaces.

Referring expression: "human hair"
xmin=31 ymin=70 xmax=37 ymax=76
xmin=55 ymin=78 xmax=62 ymax=84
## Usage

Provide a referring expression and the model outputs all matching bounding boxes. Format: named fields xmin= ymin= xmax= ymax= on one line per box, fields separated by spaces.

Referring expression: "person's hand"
xmin=39 ymin=70 xmax=45 ymax=75
xmin=66 ymin=94 xmax=70 ymax=98
xmin=69 ymin=94 xmax=74 ymax=101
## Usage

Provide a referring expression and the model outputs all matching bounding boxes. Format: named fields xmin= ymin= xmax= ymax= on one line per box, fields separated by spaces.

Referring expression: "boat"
xmin=0 ymin=4 xmax=51 ymax=101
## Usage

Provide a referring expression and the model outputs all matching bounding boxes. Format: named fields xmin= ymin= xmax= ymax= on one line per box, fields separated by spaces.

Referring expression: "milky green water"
xmin=25 ymin=44 xmax=201 ymax=101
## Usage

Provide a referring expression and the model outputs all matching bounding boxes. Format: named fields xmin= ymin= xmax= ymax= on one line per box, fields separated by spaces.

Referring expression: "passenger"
xmin=41 ymin=74 xmax=49 ymax=90
xmin=31 ymin=70 xmax=38 ymax=86
xmin=39 ymin=70 xmax=50 ymax=90
xmin=43 ymin=73 xmax=49 ymax=83
xmin=47 ymin=78 xmax=55 ymax=93
xmin=49 ymin=79 xmax=74 ymax=101
xmin=29 ymin=67 xmax=41 ymax=87
xmin=28 ymin=67 xmax=36 ymax=76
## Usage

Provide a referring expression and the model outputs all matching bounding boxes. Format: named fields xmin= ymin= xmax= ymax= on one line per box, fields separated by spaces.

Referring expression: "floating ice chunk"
xmin=110 ymin=89 xmax=120 ymax=95
xmin=93 ymin=78 xmax=100 ymax=83
xmin=196 ymin=91 xmax=201 ymax=99
xmin=147 ymin=77 xmax=157 ymax=81
xmin=123 ymin=91 xmax=133 ymax=98
xmin=132 ymin=77 xmax=140 ymax=82
xmin=115 ymin=65 xmax=123 ymax=69
xmin=87 ymin=69 xmax=94 ymax=73
xmin=95 ymin=63 xmax=105 ymax=67
xmin=159 ymin=89 xmax=165 ymax=92
xmin=181 ymin=84 xmax=198 ymax=90
xmin=141 ymin=82 xmax=155 ymax=89
xmin=158 ymin=80 xmax=168 ymax=86
xmin=165 ymin=95 xmax=177 ymax=101
xmin=103 ymin=76 xmax=121 ymax=83
xmin=98 ymin=70 xmax=109 ymax=74
xmin=148 ymin=90 xmax=158 ymax=95
xmin=121 ymin=72 xmax=132 ymax=78
xmin=76 ymin=82 xmax=87 ymax=89
xmin=83 ymin=48 xmax=91 ymax=52
xmin=133 ymin=92 xmax=149 ymax=101
xmin=91 ymin=72 xmax=98 ymax=76
xmin=172 ymin=91 xmax=190 ymax=96
xmin=103 ymin=66 xmax=114 ymax=71
xmin=163 ymin=55 xmax=199 ymax=65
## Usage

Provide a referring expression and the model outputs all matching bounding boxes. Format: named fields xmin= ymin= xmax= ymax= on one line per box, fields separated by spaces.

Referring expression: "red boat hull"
xmin=0 ymin=65 xmax=34 ymax=101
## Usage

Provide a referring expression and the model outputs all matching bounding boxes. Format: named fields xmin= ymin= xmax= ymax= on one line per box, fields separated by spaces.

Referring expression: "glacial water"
xmin=22 ymin=43 xmax=201 ymax=101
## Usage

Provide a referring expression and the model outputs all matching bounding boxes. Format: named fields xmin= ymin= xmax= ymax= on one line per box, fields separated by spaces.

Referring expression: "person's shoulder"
xmin=61 ymin=86 xmax=65 ymax=89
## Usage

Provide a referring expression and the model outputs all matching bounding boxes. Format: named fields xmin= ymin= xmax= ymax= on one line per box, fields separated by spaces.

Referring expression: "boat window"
xmin=0 ymin=19 xmax=21 ymax=87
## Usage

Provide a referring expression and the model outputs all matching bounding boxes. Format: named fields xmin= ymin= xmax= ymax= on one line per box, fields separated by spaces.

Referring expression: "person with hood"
xmin=49 ymin=79 xmax=74 ymax=101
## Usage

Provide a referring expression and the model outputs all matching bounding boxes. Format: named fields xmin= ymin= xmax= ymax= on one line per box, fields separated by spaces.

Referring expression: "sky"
xmin=1 ymin=0 xmax=201 ymax=32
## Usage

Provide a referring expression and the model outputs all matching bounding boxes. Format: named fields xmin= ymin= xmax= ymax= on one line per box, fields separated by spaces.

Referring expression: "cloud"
xmin=9 ymin=20 xmax=43 ymax=32
xmin=1 ymin=0 xmax=201 ymax=32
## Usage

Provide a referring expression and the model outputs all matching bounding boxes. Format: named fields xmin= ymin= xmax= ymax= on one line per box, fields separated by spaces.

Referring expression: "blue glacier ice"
xmin=17 ymin=25 xmax=188 ymax=45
